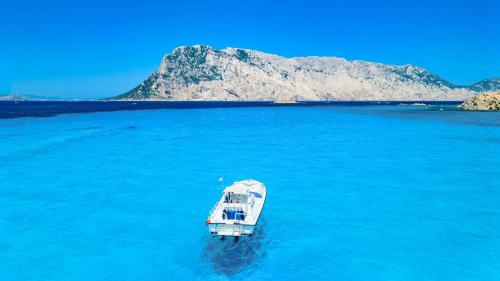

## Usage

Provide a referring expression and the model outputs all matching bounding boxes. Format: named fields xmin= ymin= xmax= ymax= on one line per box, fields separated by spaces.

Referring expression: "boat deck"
xmin=207 ymin=180 xmax=267 ymax=236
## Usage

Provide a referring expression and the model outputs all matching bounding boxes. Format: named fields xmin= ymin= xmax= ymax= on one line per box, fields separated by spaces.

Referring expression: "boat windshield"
xmin=223 ymin=192 xmax=248 ymax=204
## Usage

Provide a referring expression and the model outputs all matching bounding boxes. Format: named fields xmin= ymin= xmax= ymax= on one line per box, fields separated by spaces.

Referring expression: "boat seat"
xmin=223 ymin=208 xmax=245 ymax=220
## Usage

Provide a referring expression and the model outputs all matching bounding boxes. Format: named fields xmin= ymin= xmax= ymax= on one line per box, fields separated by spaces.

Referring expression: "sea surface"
xmin=1 ymin=105 xmax=499 ymax=280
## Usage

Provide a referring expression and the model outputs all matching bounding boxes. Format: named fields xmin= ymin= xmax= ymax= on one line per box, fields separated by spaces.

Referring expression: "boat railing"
xmin=208 ymin=201 xmax=219 ymax=216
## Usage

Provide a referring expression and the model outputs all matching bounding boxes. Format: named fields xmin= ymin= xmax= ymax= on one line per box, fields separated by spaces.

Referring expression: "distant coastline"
xmin=0 ymin=100 xmax=463 ymax=119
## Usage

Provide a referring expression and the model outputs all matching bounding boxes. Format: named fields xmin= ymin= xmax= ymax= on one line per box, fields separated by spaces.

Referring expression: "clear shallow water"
xmin=1 ymin=106 xmax=499 ymax=280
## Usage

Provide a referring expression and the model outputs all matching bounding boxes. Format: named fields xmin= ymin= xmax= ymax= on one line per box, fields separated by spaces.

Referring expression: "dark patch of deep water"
xmin=0 ymin=100 xmax=462 ymax=119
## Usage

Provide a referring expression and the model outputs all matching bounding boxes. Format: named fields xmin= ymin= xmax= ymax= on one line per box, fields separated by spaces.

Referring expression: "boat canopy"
xmin=223 ymin=180 xmax=262 ymax=195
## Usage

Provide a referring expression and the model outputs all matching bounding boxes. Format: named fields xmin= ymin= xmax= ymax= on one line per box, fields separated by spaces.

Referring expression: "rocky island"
xmin=460 ymin=92 xmax=500 ymax=111
xmin=111 ymin=45 xmax=500 ymax=102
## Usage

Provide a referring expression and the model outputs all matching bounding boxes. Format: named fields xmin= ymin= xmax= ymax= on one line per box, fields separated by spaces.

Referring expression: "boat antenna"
xmin=218 ymin=177 xmax=224 ymax=190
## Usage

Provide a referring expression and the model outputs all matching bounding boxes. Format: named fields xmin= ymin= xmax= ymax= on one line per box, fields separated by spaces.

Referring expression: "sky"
xmin=1 ymin=0 xmax=498 ymax=99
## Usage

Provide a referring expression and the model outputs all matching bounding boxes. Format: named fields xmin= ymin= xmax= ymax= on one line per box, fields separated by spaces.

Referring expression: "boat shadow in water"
xmin=203 ymin=220 xmax=267 ymax=276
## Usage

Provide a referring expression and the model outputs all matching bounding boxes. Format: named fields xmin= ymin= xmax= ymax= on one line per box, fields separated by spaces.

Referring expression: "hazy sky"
xmin=1 ymin=0 xmax=498 ymax=98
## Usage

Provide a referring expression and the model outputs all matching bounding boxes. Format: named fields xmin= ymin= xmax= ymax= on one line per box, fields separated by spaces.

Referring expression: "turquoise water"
xmin=1 ymin=106 xmax=499 ymax=280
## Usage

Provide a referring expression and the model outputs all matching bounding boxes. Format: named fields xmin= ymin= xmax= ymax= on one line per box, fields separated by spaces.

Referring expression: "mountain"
xmin=466 ymin=78 xmax=500 ymax=92
xmin=0 ymin=94 xmax=64 ymax=101
xmin=111 ymin=45 xmax=499 ymax=101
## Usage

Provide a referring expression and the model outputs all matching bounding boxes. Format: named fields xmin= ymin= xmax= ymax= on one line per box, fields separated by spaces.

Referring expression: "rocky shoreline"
xmin=459 ymin=92 xmax=500 ymax=111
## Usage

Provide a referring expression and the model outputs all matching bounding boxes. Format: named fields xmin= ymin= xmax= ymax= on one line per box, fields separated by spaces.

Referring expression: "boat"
xmin=206 ymin=179 xmax=267 ymax=237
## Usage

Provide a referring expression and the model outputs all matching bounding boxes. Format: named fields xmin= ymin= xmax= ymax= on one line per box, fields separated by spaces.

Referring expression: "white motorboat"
xmin=206 ymin=179 xmax=266 ymax=237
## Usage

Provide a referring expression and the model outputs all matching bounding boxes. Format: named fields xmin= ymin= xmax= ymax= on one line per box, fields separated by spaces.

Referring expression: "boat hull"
xmin=208 ymin=223 xmax=255 ymax=237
